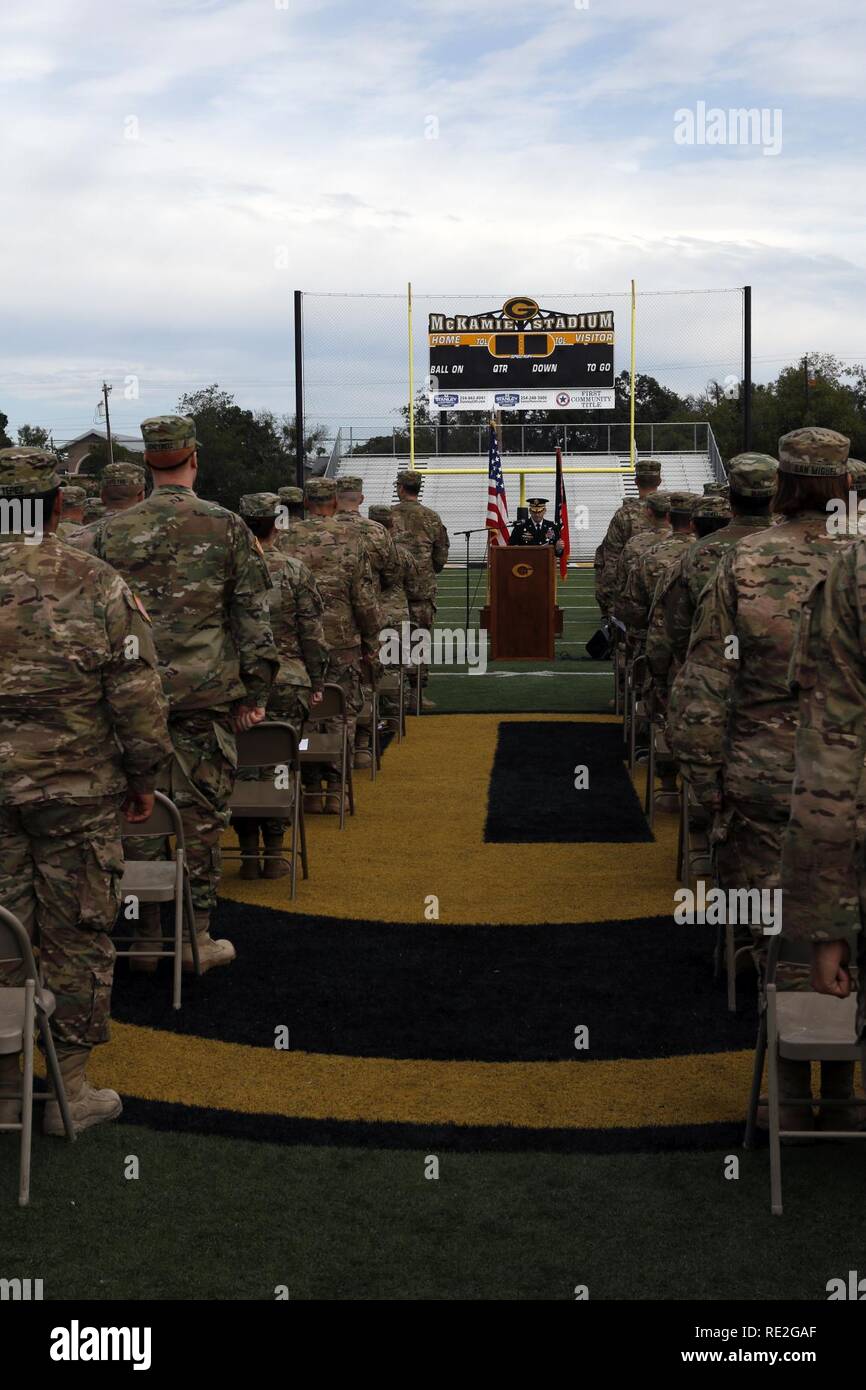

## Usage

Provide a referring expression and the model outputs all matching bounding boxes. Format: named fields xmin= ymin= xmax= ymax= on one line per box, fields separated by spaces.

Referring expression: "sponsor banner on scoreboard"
xmin=430 ymin=388 xmax=615 ymax=411
xmin=427 ymin=295 xmax=615 ymax=411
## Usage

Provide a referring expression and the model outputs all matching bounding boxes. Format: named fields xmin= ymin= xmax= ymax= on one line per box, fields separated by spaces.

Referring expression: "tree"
xmin=176 ymin=385 xmax=296 ymax=509
xmin=17 ymin=424 xmax=51 ymax=448
xmin=0 ymin=411 xmax=11 ymax=449
xmin=77 ymin=438 xmax=140 ymax=477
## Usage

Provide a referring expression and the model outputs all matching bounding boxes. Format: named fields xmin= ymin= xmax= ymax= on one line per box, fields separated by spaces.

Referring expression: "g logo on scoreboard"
xmin=502 ymin=296 xmax=539 ymax=322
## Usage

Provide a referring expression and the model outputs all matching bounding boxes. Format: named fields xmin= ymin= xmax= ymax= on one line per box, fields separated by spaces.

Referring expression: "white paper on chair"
xmin=299 ymin=738 xmax=309 ymax=751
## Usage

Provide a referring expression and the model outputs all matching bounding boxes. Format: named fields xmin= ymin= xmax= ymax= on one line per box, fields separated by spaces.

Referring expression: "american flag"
xmin=486 ymin=424 xmax=510 ymax=546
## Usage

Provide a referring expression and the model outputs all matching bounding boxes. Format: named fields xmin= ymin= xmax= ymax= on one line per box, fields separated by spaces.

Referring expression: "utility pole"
xmin=742 ymin=285 xmax=752 ymax=450
xmin=102 ymin=382 xmax=114 ymax=466
xmin=803 ymin=355 xmax=809 ymax=421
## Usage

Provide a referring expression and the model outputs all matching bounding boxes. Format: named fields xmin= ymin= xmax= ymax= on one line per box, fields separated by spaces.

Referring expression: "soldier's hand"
xmin=310 ymin=689 xmax=324 ymax=707
xmin=811 ymin=941 xmax=852 ymax=998
xmin=122 ymin=790 xmax=155 ymax=823
xmin=233 ymin=704 xmax=266 ymax=733
xmin=555 ymin=541 xmax=564 ymax=555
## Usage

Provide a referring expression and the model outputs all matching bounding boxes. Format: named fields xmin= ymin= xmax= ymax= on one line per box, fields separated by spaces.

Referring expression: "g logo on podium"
xmin=512 ymin=562 xmax=534 ymax=579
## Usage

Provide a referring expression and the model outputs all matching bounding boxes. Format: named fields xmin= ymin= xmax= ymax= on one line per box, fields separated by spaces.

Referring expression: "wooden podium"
xmin=484 ymin=545 xmax=557 ymax=660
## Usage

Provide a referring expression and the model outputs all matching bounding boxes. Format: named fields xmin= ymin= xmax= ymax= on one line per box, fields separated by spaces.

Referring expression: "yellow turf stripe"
xmin=91 ymin=1022 xmax=754 ymax=1130
xmin=219 ymin=713 xmax=680 ymax=924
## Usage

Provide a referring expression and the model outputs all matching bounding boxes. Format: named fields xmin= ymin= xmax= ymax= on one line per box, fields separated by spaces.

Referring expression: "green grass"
xmin=429 ymin=567 xmax=611 ymax=711
xmin=2 ymin=1122 xmax=863 ymax=1300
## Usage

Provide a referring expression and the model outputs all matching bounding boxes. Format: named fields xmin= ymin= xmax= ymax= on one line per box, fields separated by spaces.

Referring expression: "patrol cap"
xmin=847 ymin=458 xmax=866 ymax=493
xmin=368 ymin=505 xmax=393 ymax=526
xmin=305 ymin=477 xmax=336 ymax=502
xmin=83 ymin=498 xmax=107 ymax=522
xmin=278 ymin=486 xmax=304 ymax=505
xmin=239 ymin=491 xmax=279 ymax=519
xmin=60 ymin=484 xmax=87 ymax=507
xmin=778 ymin=428 xmax=849 ymax=476
xmin=646 ymin=490 xmax=672 ymax=516
xmin=101 ymin=461 xmax=146 ymax=499
xmin=336 ymin=475 xmax=364 ymax=493
xmin=396 ymin=469 xmax=424 ymax=491
xmin=694 ymin=495 xmax=732 ymax=520
xmin=727 ymin=453 xmax=778 ymax=497
xmin=140 ymin=415 xmax=199 ymax=469
xmin=668 ymin=491 xmax=697 ymax=514
xmin=635 ymin=458 xmax=662 ymax=481
xmin=703 ymin=482 xmax=728 ymax=496
xmin=527 ymin=497 xmax=548 ymax=505
xmin=0 ymin=446 xmax=62 ymax=497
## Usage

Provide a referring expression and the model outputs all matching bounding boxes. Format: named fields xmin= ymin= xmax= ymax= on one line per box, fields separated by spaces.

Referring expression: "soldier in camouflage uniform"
xmin=670 ymin=428 xmax=857 ymax=1128
xmin=646 ymin=494 xmax=732 ymax=704
xmin=616 ymin=492 xmax=696 ymax=639
xmin=611 ymin=491 xmax=671 ymax=634
xmin=391 ymin=469 xmax=449 ymax=709
xmin=69 ymin=461 xmax=146 ymax=555
xmin=369 ymin=503 xmax=423 ymax=719
xmin=83 ymin=498 xmax=107 ymax=524
xmin=595 ymin=457 xmax=663 ymax=613
xmin=282 ymin=477 xmax=380 ymax=814
xmin=780 ymin=533 xmax=866 ymax=1077
xmin=332 ymin=476 xmax=399 ymax=765
xmin=236 ymin=493 xmax=327 ymax=873
xmin=0 ymin=447 xmax=172 ymax=1135
xmin=56 ymin=483 xmax=87 ymax=542
xmin=647 ymin=455 xmax=777 ymax=703
xmin=274 ymin=486 xmax=305 ymax=547
xmin=94 ymin=416 xmax=278 ymax=972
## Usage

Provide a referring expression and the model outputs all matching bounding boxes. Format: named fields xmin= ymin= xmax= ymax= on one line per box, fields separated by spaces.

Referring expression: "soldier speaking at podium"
xmin=509 ymin=497 xmax=564 ymax=554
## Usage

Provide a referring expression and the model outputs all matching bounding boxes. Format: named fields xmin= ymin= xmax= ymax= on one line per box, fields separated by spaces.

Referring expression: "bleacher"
xmin=336 ymin=451 xmax=720 ymax=562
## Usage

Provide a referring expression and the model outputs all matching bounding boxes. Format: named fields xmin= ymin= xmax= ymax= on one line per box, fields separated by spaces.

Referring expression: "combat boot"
xmin=129 ymin=903 xmax=163 ymax=974
xmin=324 ymin=789 xmax=349 ymax=815
xmin=817 ymin=1060 xmax=862 ymax=1131
xmin=262 ymin=832 xmax=291 ymax=879
xmin=303 ymin=784 xmax=324 ymax=814
xmin=44 ymin=1049 xmax=122 ymax=1136
xmin=654 ymin=772 xmax=680 ymax=814
xmin=236 ymin=823 xmax=262 ymax=880
xmin=182 ymin=913 xmax=236 ymax=974
xmin=0 ymin=1053 xmax=21 ymax=1125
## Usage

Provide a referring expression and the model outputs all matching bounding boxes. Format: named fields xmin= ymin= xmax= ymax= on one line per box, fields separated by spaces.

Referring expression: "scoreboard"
xmin=427 ymin=296 xmax=615 ymax=412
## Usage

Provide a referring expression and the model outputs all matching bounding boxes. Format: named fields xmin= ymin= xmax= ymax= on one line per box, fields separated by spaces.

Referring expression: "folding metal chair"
xmin=114 ymin=791 xmax=200 ymax=1011
xmin=628 ymin=652 xmax=648 ymax=775
xmin=378 ymin=669 xmax=406 ymax=743
xmin=299 ymin=683 xmax=354 ymax=829
xmin=613 ymin=642 xmax=625 ymax=717
xmin=743 ymin=936 xmax=866 ymax=1215
xmin=228 ymin=721 xmax=306 ymax=898
xmin=356 ymin=687 xmax=380 ymax=782
xmin=0 ymin=906 xmax=74 ymax=1206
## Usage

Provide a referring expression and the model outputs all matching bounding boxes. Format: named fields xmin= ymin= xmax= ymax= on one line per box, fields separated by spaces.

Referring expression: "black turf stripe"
xmin=484 ymin=721 xmax=652 ymax=843
xmin=111 ymin=902 xmax=757 ymax=1061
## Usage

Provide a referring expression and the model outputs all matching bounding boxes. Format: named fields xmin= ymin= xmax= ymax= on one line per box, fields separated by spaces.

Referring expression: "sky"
xmin=2 ymin=0 xmax=865 ymax=446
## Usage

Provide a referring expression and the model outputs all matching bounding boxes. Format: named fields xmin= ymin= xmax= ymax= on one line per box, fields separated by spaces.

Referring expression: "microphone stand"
xmin=453 ymin=527 xmax=490 ymax=633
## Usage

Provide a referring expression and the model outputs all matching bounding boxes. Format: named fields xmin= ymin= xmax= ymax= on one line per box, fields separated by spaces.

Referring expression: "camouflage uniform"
xmin=0 ymin=447 xmax=171 ymax=1061
xmin=82 ymin=498 xmax=107 ymax=524
xmin=391 ymin=470 xmax=449 ymax=690
xmin=94 ymin=417 xmax=278 ymax=934
xmin=368 ymin=504 xmax=421 ymax=631
xmin=282 ymin=477 xmax=380 ymax=787
xmin=646 ymin=456 xmax=777 ymax=698
xmin=595 ymin=458 xmax=662 ymax=612
xmin=56 ymin=483 xmax=87 ymax=542
xmin=611 ymin=493 xmax=671 ymax=634
xmin=669 ymin=429 xmax=853 ymax=998
xmin=69 ymin=461 xmax=146 ymax=555
xmin=237 ymin=493 xmax=327 ymax=843
xmin=781 ymin=536 xmax=866 ymax=1037
xmin=616 ymin=493 xmax=696 ymax=640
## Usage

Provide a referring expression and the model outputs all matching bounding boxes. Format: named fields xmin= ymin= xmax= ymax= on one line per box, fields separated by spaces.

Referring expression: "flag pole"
xmin=408 ymin=281 xmax=415 ymax=468
xmin=629 ymin=278 xmax=637 ymax=470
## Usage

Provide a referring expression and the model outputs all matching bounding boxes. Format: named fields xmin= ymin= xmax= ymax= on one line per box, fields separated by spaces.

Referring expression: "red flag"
xmin=555 ymin=446 xmax=570 ymax=580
